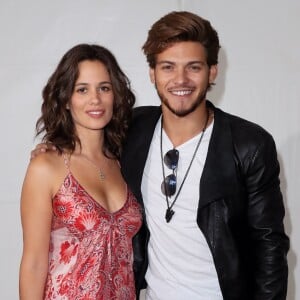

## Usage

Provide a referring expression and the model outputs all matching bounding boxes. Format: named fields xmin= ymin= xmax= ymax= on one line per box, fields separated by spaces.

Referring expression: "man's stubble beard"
xmin=156 ymin=87 xmax=208 ymax=117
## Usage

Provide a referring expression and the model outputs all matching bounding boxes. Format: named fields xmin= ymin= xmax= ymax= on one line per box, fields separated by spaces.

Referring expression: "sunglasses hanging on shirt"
xmin=161 ymin=149 xmax=179 ymax=197
xmin=160 ymin=109 xmax=209 ymax=223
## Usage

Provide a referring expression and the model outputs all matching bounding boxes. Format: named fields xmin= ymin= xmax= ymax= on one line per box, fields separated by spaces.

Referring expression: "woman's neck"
xmin=74 ymin=130 xmax=105 ymax=159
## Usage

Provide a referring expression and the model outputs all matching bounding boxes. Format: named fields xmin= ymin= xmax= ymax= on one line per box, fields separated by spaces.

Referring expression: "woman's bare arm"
xmin=19 ymin=155 xmax=54 ymax=299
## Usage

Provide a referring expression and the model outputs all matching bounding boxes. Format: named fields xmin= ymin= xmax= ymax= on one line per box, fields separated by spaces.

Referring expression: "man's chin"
xmin=160 ymin=91 xmax=206 ymax=117
xmin=164 ymin=103 xmax=199 ymax=117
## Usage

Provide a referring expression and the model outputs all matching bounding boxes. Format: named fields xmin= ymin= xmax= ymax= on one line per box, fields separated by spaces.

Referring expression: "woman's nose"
xmin=89 ymin=89 xmax=101 ymax=104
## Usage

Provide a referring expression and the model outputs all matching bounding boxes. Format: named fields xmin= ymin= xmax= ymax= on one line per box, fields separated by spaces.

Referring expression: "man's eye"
xmin=161 ymin=65 xmax=173 ymax=71
xmin=189 ymin=65 xmax=201 ymax=71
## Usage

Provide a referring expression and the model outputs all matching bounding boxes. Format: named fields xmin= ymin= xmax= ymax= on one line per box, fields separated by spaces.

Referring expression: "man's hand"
xmin=30 ymin=143 xmax=57 ymax=159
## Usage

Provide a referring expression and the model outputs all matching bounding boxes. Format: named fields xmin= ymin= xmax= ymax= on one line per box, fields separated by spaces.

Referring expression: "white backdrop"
xmin=0 ymin=1 xmax=299 ymax=299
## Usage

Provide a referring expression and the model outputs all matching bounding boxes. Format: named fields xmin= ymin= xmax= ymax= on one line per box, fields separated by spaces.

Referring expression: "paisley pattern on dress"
xmin=44 ymin=173 xmax=142 ymax=299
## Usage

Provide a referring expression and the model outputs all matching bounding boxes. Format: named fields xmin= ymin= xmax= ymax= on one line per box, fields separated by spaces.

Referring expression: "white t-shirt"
xmin=141 ymin=117 xmax=222 ymax=300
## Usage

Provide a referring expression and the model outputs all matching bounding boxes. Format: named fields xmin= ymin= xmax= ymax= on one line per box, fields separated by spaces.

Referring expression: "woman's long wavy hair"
xmin=36 ymin=44 xmax=135 ymax=159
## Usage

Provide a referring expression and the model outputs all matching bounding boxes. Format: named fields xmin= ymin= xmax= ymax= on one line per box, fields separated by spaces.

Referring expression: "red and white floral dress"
xmin=44 ymin=159 xmax=142 ymax=299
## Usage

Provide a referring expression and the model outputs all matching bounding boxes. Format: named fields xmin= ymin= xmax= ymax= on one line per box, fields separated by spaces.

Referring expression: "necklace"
xmin=80 ymin=154 xmax=105 ymax=181
xmin=160 ymin=108 xmax=209 ymax=222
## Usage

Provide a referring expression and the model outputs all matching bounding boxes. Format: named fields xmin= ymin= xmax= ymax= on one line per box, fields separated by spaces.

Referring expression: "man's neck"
xmin=161 ymin=102 xmax=211 ymax=148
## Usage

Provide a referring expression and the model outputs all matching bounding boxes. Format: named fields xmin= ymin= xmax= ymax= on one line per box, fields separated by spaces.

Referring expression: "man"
xmin=121 ymin=11 xmax=289 ymax=300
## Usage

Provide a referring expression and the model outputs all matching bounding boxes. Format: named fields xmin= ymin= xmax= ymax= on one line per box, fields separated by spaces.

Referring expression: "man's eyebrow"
xmin=156 ymin=60 xmax=207 ymax=65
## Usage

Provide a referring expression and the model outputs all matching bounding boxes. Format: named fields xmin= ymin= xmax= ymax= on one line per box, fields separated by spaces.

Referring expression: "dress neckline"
xmin=54 ymin=172 xmax=129 ymax=215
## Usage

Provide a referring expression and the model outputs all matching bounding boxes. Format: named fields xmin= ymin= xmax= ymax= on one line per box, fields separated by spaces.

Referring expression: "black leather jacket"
xmin=121 ymin=101 xmax=289 ymax=300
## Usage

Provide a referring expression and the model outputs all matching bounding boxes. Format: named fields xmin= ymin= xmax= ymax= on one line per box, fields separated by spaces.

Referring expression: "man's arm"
xmin=245 ymin=133 xmax=289 ymax=299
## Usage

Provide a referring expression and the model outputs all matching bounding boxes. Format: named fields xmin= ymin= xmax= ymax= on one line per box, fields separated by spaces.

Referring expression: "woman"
xmin=19 ymin=44 xmax=142 ymax=299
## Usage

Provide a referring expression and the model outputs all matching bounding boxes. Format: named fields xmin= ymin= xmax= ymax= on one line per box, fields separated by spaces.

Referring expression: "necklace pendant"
xmin=165 ymin=208 xmax=175 ymax=223
xmin=99 ymin=172 xmax=105 ymax=181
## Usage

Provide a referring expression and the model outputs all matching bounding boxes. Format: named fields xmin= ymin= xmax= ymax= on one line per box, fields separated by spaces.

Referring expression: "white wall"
xmin=0 ymin=1 xmax=298 ymax=299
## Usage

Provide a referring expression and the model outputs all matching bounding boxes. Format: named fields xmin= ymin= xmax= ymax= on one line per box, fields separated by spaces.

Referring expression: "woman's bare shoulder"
xmin=26 ymin=151 xmax=65 ymax=178
xmin=22 ymin=151 xmax=68 ymax=198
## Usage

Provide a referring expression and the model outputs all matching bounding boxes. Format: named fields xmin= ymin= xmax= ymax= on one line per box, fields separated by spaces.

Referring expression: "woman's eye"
xmin=99 ymin=86 xmax=111 ymax=92
xmin=77 ymin=87 xmax=87 ymax=93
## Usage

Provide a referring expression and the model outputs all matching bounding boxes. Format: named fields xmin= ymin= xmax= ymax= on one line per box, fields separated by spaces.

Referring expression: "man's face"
xmin=150 ymin=41 xmax=217 ymax=117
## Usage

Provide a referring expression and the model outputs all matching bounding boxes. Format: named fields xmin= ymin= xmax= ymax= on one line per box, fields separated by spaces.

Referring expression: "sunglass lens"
xmin=164 ymin=149 xmax=179 ymax=170
xmin=161 ymin=174 xmax=177 ymax=196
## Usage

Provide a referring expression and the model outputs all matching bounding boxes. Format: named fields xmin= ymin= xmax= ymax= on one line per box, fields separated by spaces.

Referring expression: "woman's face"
xmin=68 ymin=59 xmax=114 ymax=134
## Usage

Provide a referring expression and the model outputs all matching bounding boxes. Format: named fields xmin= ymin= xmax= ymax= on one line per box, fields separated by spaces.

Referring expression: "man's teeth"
xmin=172 ymin=90 xmax=192 ymax=96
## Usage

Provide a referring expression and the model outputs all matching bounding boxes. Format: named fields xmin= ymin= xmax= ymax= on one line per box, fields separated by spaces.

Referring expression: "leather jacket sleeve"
xmin=234 ymin=124 xmax=289 ymax=299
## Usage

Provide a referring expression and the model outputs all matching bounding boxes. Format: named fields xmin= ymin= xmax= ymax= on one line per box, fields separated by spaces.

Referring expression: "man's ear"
xmin=209 ymin=65 xmax=218 ymax=84
xmin=149 ymin=68 xmax=155 ymax=84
